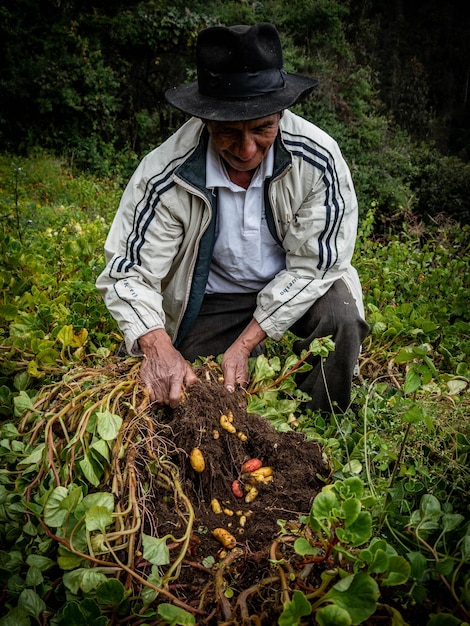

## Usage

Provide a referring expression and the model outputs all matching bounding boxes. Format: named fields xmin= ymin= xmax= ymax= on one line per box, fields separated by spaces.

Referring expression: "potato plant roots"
xmin=18 ymin=359 xmax=329 ymax=623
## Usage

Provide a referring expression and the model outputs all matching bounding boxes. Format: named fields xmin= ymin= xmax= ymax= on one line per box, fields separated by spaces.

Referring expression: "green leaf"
xmin=85 ymin=505 xmax=113 ymax=532
xmin=427 ymin=614 xmax=463 ymax=625
xmin=401 ymin=404 xmax=427 ymax=423
xmin=43 ymin=486 xmax=69 ymax=527
xmin=79 ymin=453 xmax=102 ymax=487
xmin=13 ymin=391 xmax=35 ymax=417
xmin=95 ymin=578 xmax=126 ymax=606
xmin=0 ymin=304 xmax=18 ymax=320
xmin=294 ymin=537 xmax=320 ymax=556
xmin=278 ymin=590 xmax=311 ymax=626
xmin=403 ymin=367 xmax=422 ymax=395
xmin=316 ymin=604 xmax=352 ymax=626
xmin=311 ymin=490 xmax=338 ymax=520
xmin=342 ymin=498 xmax=361 ymax=526
xmin=157 ymin=603 xmax=196 ymax=626
xmin=63 ymin=568 xmax=108 ymax=594
xmin=25 ymin=554 xmax=55 ymax=572
xmin=441 ymin=513 xmax=465 ymax=533
xmin=17 ymin=443 xmax=45 ymax=468
xmin=142 ymin=534 xmax=170 ymax=566
xmin=96 ymin=410 xmax=122 ymax=440
xmin=18 ymin=589 xmax=46 ymax=621
xmin=381 ymin=555 xmax=411 ymax=586
xmin=0 ymin=607 xmax=31 ymax=626
xmin=336 ymin=511 xmax=372 ymax=547
xmin=323 ymin=573 xmax=379 ymax=625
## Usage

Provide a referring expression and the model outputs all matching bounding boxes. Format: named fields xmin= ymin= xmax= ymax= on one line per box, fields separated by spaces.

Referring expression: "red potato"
xmin=231 ymin=479 xmax=244 ymax=498
xmin=241 ymin=458 xmax=263 ymax=474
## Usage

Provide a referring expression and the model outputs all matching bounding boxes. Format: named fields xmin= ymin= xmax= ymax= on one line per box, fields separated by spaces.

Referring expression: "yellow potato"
xmin=211 ymin=498 xmax=222 ymax=514
xmin=212 ymin=527 xmax=237 ymax=549
xmin=245 ymin=486 xmax=259 ymax=503
xmin=220 ymin=414 xmax=236 ymax=434
xmin=189 ymin=447 xmax=205 ymax=472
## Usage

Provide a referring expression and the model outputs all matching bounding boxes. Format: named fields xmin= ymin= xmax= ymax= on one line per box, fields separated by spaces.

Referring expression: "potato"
xmin=211 ymin=498 xmax=222 ymax=514
xmin=189 ymin=447 xmax=205 ymax=472
xmin=245 ymin=485 xmax=259 ymax=503
xmin=241 ymin=458 xmax=263 ymax=473
xmin=231 ymin=479 xmax=243 ymax=499
xmin=212 ymin=528 xmax=237 ymax=549
xmin=249 ymin=466 xmax=273 ymax=483
xmin=220 ymin=414 xmax=236 ymax=434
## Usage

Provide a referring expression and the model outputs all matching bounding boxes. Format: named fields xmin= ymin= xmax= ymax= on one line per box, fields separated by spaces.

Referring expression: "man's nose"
xmin=236 ymin=134 xmax=257 ymax=160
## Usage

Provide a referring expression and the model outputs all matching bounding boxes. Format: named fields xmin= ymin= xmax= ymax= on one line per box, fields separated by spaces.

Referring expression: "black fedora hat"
xmin=165 ymin=23 xmax=318 ymax=121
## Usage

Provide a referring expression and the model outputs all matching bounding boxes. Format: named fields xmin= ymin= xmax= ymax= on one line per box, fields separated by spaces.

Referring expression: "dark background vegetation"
xmin=1 ymin=0 xmax=469 ymax=224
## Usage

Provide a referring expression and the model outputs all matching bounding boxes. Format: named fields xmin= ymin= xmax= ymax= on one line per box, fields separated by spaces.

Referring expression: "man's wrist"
xmin=138 ymin=328 xmax=172 ymax=356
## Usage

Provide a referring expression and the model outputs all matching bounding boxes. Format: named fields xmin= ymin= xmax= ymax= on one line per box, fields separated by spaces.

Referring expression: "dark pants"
xmin=177 ymin=280 xmax=370 ymax=413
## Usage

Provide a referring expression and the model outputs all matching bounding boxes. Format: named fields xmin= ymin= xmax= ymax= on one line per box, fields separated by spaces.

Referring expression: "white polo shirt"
xmin=205 ymin=140 xmax=286 ymax=294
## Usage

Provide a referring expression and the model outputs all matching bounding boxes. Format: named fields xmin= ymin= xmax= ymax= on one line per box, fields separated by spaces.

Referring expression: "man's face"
xmin=204 ymin=113 xmax=281 ymax=173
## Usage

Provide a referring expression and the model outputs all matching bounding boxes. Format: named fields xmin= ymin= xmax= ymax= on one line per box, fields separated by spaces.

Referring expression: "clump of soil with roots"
xmin=19 ymin=358 xmax=327 ymax=624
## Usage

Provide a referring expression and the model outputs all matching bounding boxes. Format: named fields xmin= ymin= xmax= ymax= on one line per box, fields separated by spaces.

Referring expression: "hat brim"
xmin=165 ymin=73 xmax=318 ymax=121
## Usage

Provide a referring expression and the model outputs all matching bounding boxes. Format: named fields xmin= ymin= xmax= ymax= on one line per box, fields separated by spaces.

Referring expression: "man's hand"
xmin=139 ymin=329 xmax=198 ymax=408
xmin=222 ymin=318 xmax=266 ymax=392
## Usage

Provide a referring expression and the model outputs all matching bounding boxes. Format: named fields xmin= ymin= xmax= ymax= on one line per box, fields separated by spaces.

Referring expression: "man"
xmin=96 ymin=22 xmax=369 ymax=413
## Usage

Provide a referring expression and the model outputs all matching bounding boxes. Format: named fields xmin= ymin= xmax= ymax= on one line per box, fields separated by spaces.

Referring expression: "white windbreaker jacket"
xmin=96 ymin=110 xmax=365 ymax=355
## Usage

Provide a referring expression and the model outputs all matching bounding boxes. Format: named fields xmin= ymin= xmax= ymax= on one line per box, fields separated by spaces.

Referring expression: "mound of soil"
xmin=146 ymin=372 xmax=326 ymax=560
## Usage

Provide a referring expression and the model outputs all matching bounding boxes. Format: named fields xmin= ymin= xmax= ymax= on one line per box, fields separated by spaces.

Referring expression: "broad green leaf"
xmin=17 ymin=443 xmax=45 ymax=468
xmin=13 ymin=391 xmax=35 ymax=417
xmin=157 ymin=603 xmax=196 ymax=626
xmin=366 ymin=549 xmax=389 ymax=574
xmin=43 ymin=486 xmax=69 ymax=527
xmin=381 ymin=555 xmax=411 ymax=586
xmin=25 ymin=554 xmax=55 ymax=572
xmin=142 ymin=533 xmax=170 ymax=566
xmin=18 ymin=589 xmax=46 ymax=620
xmin=442 ymin=513 xmax=465 ymax=533
xmin=96 ymin=410 xmax=122 ymax=440
xmin=81 ymin=491 xmax=115 ymax=512
xmin=278 ymin=590 xmax=311 ymax=626
xmin=79 ymin=453 xmax=102 ymax=487
xmin=63 ymin=568 xmax=108 ymax=594
xmin=336 ymin=511 xmax=372 ymax=547
xmin=90 ymin=438 xmax=111 ymax=462
xmin=311 ymin=490 xmax=338 ymax=520
xmin=401 ymin=404 xmax=427 ymax=424
xmin=0 ymin=304 xmax=18 ymax=320
xmin=406 ymin=551 xmax=428 ymax=579
xmin=36 ymin=348 xmax=60 ymax=365
xmin=342 ymin=498 xmax=361 ymax=526
xmin=324 ymin=572 xmax=379 ymax=624
xmin=316 ymin=604 xmax=352 ymax=626
xmin=60 ymin=485 xmax=83 ymax=513
xmin=294 ymin=537 xmax=320 ymax=556
xmin=342 ymin=477 xmax=364 ymax=499
xmin=342 ymin=460 xmax=362 ymax=475
xmin=85 ymin=505 xmax=113 ymax=532
xmin=95 ymin=578 xmax=126 ymax=606
xmin=403 ymin=368 xmax=422 ymax=395
xmin=25 ymin=565 xmax=43 ymax=586
xmin=427 ymin=614 xmax=463 ymax=625
xmin=57 ymin=325 xmax=74 ymax=347
xmin=420 ymin=494 xmax=441 ymax=519
xmin=0 ymin=607 xmax=31 ymax=626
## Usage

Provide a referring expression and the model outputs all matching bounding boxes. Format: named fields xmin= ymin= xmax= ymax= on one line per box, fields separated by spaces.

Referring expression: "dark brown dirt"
xmin=144 ymin=368 xmax=326 ymax=559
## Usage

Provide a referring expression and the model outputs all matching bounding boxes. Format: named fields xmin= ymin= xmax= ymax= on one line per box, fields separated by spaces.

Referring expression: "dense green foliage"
xmin=0 ymin=155 xmax=468 ymax=625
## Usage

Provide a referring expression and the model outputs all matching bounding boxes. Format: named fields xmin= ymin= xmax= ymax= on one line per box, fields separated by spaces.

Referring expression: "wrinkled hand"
xmin=221 ymin=342 xmax=251 ymax=393
xmin=222 ymin=318 xmax=266 ymax=393
xmin=139 ymin=329 xmax=198 ymax=408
